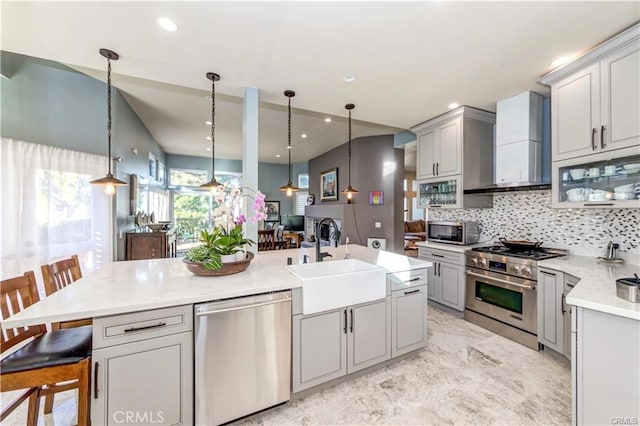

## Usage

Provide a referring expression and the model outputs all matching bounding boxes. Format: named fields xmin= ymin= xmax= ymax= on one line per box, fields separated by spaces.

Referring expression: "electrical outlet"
xmin=374 ymin=222 xmax=381 ymax=229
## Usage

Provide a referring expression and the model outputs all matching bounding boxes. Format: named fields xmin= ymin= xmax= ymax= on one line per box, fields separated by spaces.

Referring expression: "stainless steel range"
xmin=464 ymin=245 xmax=567 ymax=350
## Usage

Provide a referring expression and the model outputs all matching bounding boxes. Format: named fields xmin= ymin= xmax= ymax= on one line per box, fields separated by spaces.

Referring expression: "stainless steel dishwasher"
xmin=194 ymin=291 xmax=292 ymax=425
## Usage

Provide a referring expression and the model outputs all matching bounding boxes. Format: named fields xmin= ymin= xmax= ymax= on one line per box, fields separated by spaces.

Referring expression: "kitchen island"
xmin=538 ymin=255 xmax=640 ymax=426
xmin=2 ymin=245 xmax=432 ymax=426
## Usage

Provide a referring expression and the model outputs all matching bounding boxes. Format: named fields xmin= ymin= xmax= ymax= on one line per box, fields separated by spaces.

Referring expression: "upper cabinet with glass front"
xmin=412 ymin=106 xmax=495 ymax=209
xmin=540 ymin=23 xmax=640 ymax=208
xmin=552 ymin=147 xmax=640 ymax=208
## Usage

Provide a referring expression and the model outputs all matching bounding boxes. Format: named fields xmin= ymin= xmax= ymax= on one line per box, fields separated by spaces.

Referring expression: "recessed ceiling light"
xmin=448 ymin=102 xmax=459 ymax=110
xmin=324 ymin=117 xmax=332 ymax=123
xmin=550 ymin=56 xmax=571 ymax=68
xmin=276 ymin=154 xmax=281 ymax=158
xmin=342 ymin=74 xmax=357 ymax=83
xmin=206 ymin=136 xmax=212 ymax=140
xmin=301 ymin=134 xmax=307 ymax=138
xmin=157 ymin=17 xmax=178 ymax=32
xmin=205 ymin=120 xmax=212 ymax=125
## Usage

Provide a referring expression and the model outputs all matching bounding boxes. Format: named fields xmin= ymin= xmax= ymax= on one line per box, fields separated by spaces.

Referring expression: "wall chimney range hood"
xmin=465 ymin=91 xmax=551 ymax=195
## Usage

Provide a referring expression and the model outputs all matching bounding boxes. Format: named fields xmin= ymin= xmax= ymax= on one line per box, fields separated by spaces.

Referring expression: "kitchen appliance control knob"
xmin=471 ymin=258 xmax=478 ymax=265
xmin=479 ymin=259 xmax=487 ymax=267
xmin=511 ymin=266 xmax=521 ymax=274
xmin=522 ymin=267 xmax=532 ymax=276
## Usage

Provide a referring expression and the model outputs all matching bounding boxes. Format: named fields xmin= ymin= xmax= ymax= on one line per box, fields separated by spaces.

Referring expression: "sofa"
xmin=404 ymin=220 xmax=426 ymax=248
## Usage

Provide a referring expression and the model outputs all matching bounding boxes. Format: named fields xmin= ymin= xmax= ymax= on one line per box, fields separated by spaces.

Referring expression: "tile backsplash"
xmin=427 ymin=191 xmax=640 ymax=258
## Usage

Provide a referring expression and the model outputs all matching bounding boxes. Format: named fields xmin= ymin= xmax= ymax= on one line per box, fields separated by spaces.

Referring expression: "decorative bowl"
xmin=183 ymin=252 xmax=255 ymax=276
xmin=147 ymin=223 xmax=166 ymax=232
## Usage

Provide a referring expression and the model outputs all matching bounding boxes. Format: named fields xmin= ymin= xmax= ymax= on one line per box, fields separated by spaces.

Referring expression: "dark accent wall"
xmin=308 ymin=135 xmax=404 ymax=252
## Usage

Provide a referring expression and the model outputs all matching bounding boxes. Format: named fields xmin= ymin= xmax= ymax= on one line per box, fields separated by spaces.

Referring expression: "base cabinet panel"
xmin=537 ymin=268 xmax=564 ymax=353
xmin=438 ymin=263 xmax=465 ymax=311
xmin=574 ymin=307 xmax=640 ymax=425
xmin=292 ymin=309 xmax=347 ymax=393
xmin=392 ymin=285 xmax=427 ymax=357
xmin=91 ymin=332 xmax=193 ymax=425
xmin=347 ymin=298 xmax=391 ymax=373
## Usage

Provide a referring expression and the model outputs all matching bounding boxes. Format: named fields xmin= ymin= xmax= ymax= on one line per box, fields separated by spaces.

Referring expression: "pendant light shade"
xmin=91 ymin=48 xmax=127 ymax=195
xmin=341 ymin=103 xmax=358 ymax=201
xmin=200 ymin=72 xmax=222 ymax=191
xmin=279 ymin=90 xmax=300 ymax=196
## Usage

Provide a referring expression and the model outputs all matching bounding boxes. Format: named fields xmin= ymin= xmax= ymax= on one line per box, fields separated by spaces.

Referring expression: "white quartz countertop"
xmin=2 ymin=245 xmax=431 ymax=328
xmin=539 ymin=255 xmax=640 ymax=321
xmin=415 ymin=240 xmax=488 ymax=253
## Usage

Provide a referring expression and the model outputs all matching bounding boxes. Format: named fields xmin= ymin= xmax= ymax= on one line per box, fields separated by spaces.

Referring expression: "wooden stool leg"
xmin=77 ymin=358 xmax=91 ymax=426
xmin=44 ymin=383 xmax=55 ymax=413
xmin=26 ymin=389 xmax=41 ymax=426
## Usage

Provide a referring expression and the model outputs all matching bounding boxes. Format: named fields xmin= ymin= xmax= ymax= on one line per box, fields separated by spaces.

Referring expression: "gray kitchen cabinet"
xmin=91 ymin=305 xmax=193 ymax=425
xmin=537 ymin=267 xmax=564 ymax=354
xmin=391 ymin=285 xmax=427 ymax=357
xmin=412 ymin=106 xmax=495 ymax=209
xmin=347 ymin=298 xmax=391 ymax=373
xmin=542 ymin=23 xmax=639 ymax=162
xmin=292 ymin=297 xmax=391 ymax=393
xmin=573 ymin=306 xmax=640 ymax=425
xmin=292 ymin=308 xmax=347 ymax=393
xmin=418 ymin=247 xmax=466 ymax=311
xmin=416 ymin=117 xmax=461 ymax=180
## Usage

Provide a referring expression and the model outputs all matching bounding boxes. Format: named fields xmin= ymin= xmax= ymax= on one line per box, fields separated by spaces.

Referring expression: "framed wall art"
xmin=369 ymin=191 xmax=384 ymax=205
xmin=320 ymin=168 xmax=338 ymax=201
xmin=264 ymin=200 xmax=280 ymax=222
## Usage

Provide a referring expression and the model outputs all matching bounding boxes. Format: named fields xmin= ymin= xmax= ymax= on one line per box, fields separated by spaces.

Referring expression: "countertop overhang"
xmin=539 ymin=255 xmax=640 ymax=321
xmin=2 ymin=245 xmax=432 ymax=329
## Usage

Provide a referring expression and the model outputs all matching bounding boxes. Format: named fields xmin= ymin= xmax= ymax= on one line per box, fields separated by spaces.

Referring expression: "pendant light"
xmin=200 ymin=72 xmax=221 ymax=191
xmin=341 ymin=103 xmax=358 ymax=202
xmin=279 ymin=90 xmax=299 ymax=196
xmin=91 ymin=48 xmax=127 ymax=195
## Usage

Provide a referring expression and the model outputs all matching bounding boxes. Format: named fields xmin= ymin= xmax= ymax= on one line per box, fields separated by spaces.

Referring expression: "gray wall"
xmin=308 ymin=135 xmax=404 ymax=252
xmin=166 ymin=154 xmax=242 ymax=174
xmin=1 ymin=51 xmax=166 ymax=260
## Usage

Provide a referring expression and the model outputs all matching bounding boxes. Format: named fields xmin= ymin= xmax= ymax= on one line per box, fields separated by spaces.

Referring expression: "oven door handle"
xmin=466 ymin=270 xmax=536 ymax=291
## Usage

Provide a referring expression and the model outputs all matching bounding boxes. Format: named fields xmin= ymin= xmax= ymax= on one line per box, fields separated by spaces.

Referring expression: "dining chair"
xmin=41 ymin=255 xmax=91 ymax=329
xmin=0 ymin=271 xmax=92 ymax=426
xmin=274 ymin=225 xmax=288 ymax=250
xmin=258 ymin=229 xmax=275 ymax=251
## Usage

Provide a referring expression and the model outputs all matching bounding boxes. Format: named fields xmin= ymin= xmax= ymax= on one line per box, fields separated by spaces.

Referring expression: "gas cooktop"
xmin=471 ymin=245 xmax=568 ymax=261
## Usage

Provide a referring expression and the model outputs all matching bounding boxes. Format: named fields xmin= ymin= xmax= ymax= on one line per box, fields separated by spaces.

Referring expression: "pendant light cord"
xmin=211 ymin=77 xmax=216 ymax=177
xmin=107 ymin=57 xmax=113 ymax=176
xmin=287 ymin=95 xmax=292 ymax=184
xmin=348 ymin=108 xmax=352 ymax=186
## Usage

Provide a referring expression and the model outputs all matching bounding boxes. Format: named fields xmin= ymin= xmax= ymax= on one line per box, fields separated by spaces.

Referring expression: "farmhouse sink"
xmin=286 ymin=259 xmax=386 ymax=314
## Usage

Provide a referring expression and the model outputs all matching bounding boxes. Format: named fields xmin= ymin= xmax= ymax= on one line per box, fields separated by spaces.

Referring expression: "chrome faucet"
xmin=316 ymin=218 xmax=340 ymax=262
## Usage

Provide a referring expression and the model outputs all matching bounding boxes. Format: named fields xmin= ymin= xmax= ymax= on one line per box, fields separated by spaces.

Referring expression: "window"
xmin=298 ymin=173 xmax=309 ymax=189
xmin=1 ymin=139 xmax=112 ymax=281
xmin=169 ymin=168 xmax=209 ymax=187
xmin=294 ymin=191 xmax=309 ymax=215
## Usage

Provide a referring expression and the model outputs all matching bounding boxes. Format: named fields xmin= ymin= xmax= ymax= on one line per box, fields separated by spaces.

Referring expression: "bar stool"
xmin=41 ymin=255 xmax=91 ymax=329
xmin=0 ymin=271 xmax=92 ymax=426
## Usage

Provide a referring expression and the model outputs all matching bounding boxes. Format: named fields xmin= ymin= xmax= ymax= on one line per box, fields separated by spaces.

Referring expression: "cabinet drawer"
xmin=93 ymin=305 xmax=193 ymax=349
xmin=387 ymin=269 xmax=427 ymax=292
xmin=418 ymin=247 xmax=464 ymax=265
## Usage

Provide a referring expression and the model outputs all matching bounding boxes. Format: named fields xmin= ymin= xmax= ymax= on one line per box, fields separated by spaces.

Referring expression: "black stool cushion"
xmin=1 ymin=325 xmax=92 ymax=374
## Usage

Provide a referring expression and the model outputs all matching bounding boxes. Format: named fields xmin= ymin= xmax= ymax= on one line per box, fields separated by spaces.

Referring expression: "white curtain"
xmin=0 ymin=138 xmax=113 ymax=282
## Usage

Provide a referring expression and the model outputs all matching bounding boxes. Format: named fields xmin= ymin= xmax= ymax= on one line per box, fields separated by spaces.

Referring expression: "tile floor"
xmin=1 ymin=303 xmax=571 ymax=425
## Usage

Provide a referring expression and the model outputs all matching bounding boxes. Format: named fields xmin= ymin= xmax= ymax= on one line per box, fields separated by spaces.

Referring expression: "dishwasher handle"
xmin=196 ymin=297 xmax=292 ymax=316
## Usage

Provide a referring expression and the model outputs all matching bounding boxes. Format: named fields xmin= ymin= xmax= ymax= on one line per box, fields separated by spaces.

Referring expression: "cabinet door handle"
xmin=539 ymin=270 xmax=556 ymax=276
xmin=583 ymin=203 xmax=614 ymax=207
xmin=94 ymin=362 xmax=99 ymax=399
xmin=404 ymin=289 xmax=421 ymax=295
xmin=349 ymin=309 xmax=354 ymax=333
xmin=436 ymin=163 xmax=439 ymax=175
xmin=124 ymin=322 xmax=167 ymax=333
xmin=430 ymin=253 xmax=445 ymax=258
xmin=561 ymin=293 xmax=566 ymax=315
xmin=438 ymin=263 xmax=441 ymax=277
xmin=600 ymin=125 xmax=606 ymax=148
xmin=343 ymin=309 xmax=347 ymax=334
xmin=432 ymin=163 xmax=435 ymax=176
xmin=404 ymin=277 xmax=421 ymax=283
xmin=591 ymin=127 xmax=597 ymax=150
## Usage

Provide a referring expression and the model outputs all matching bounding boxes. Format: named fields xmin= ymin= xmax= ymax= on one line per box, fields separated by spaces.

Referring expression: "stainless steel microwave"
xmin=427 ymin=221 xmax=480 ymax=245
